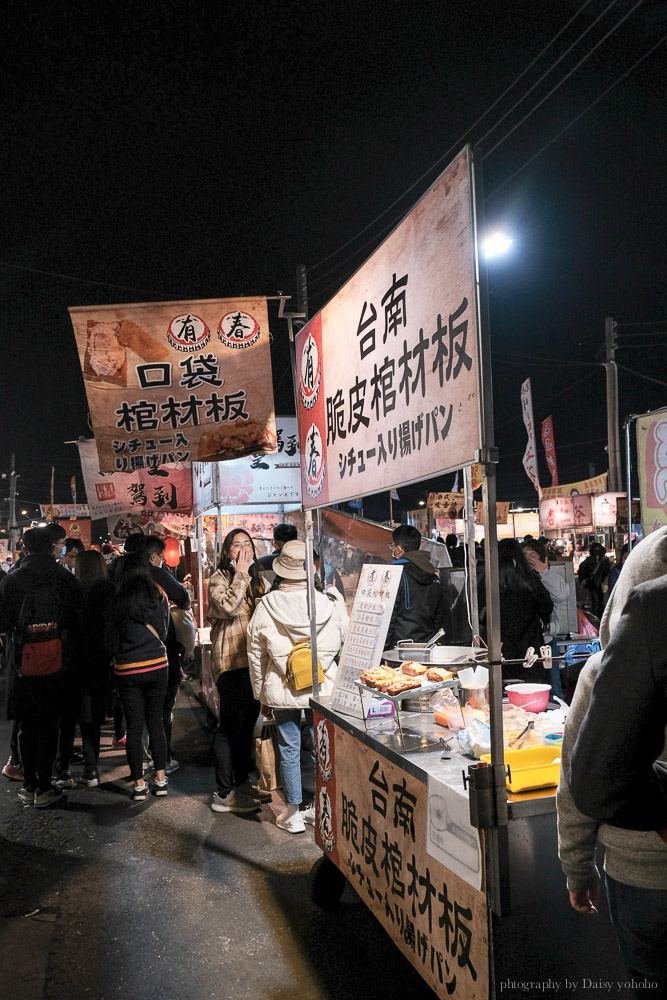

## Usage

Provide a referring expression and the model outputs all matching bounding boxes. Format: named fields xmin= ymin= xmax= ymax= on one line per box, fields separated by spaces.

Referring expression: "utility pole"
xmin=604 ymin=316 xmax=621 ymax=492
xmin=8 ymin=452 xmax=19 ymax=560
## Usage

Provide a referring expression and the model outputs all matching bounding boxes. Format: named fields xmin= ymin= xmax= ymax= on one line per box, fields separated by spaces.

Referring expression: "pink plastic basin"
xmin=505 ymin=683 xmax=551 ymax=713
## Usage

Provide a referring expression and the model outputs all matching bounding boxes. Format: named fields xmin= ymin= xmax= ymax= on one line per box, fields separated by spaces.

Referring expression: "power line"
xmin=494 ymin=352 xmax=602 ymax=369
xmin=308 ymin=0 xmax=598 ymax=274
xmin=616 ymin=363 xmax=667 ymax=387
xmin=482 ymin=0 xmax=646 ymax=159
xmin=0 ymin=259 xmax=171 ymax=298
xmin=478 ymin=0 xmax=620 ymax=149
xmin=487 ymin=30 xmax=666 ymax=198
xmin=495 ymin=371 xmax=599 ymax=429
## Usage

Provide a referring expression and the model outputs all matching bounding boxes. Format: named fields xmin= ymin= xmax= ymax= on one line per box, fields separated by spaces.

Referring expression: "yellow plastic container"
xmin=480 ymin=746 xmax=561 ymax=793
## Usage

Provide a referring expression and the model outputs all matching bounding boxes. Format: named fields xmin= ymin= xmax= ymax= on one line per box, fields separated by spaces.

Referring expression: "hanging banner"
xmin=541 ymin=415 xmax=558 ymax=487
xmin=475 ymin=501 xmax=510 ymax=526
xmin=296 ymin=147 xmax=481 ymax=508
xmin=41 ymin=503 xmax=90 ymax=520
xmin=192 ymin=462 xmax=216 ymax=517
xmin=539 ymin=495 xmax=593 ymax=530
xmin=69 ymin=297 xmax=277 ymax=473
xmin=470 ymin=464 xmax=482 ymax=492
xmin=107 ymin=511 xmax=194 ymax=543
xmin=428 ymin=492 xmax=465 ymax=517
xmin=540 ymin=474 xmax=608 ymax=500
xmin=77 ymin=439 xmax=192 ymax=519
xmin=636 ymin=408 xmax=667 ymax=534
xmin=218 ymin=417 xmax=301 ymax=506
xmin=520 ymin=378 xmax=540 ymax=494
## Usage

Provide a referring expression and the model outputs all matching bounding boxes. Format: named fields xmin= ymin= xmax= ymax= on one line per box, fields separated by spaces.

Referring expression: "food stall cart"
xmin=293 ymin=146 xmax=627 ymax=998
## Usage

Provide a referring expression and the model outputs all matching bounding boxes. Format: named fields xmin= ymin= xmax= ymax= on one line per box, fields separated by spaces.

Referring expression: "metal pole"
xmin=8 ymin=452 xmax=18 ymax=559
xmin=605 ymin=317 xmax=622 ymax=492
xmin=463 ymin=465 xmax=479 ymax=637
xmin=471 ymin=145 xmax=509 ymax=917
xmin=305 ymin=510 xmax=320 ymax=697
xmin=625 ymin=416 xmax=635 ymax=553
xmin=389 ymin=490 xmax=393 ymax=524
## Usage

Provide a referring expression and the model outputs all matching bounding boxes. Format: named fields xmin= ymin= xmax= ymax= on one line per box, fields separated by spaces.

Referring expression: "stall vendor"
xmin=385 ymin=524 xmax=448 ymax=649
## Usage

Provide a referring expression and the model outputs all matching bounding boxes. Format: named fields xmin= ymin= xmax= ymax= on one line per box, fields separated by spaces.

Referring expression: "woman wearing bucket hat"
xmin=247 ymin=539 xmax=348 ymax=834
xmin=208 ymin=529 xmax=269 ymax=814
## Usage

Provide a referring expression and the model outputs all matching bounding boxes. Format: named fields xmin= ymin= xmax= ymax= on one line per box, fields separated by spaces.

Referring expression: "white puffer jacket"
xmin=247 ymin=583 xmax=348 ymax=710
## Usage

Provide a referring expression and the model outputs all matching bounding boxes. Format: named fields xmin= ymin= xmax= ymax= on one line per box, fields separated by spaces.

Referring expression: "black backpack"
xmin=14 ymin=577 xmax=68 ymax=679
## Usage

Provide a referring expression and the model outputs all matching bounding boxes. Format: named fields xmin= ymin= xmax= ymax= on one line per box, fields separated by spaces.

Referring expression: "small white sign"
xmin=330 ymin=563 xmax=403 ymax=719
xmin=426 ymin=774 xmax=482 ymax=890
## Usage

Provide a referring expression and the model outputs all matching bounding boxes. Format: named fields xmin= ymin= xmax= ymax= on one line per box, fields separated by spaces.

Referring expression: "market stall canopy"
xmin=69 ymin=297 xmax=277 ymax=473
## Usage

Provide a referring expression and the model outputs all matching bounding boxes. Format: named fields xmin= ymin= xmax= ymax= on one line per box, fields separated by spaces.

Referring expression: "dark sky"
xmin=2 ymin=0 xmax=666 ymax=526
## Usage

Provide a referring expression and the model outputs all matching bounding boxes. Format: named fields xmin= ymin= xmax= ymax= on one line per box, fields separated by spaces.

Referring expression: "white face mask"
xmin=61 ymin=546 xmax=67 ymax=557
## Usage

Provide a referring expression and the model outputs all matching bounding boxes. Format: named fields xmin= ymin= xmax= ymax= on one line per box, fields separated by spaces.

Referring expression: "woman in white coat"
xmin=247 ymin=540 xmax=348 ymax=834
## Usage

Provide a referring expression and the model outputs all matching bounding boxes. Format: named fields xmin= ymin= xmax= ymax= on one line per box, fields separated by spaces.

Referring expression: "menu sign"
xmin=69 ymin=297 xmax=277 ymax=473
xmin=296 ymin=147 xmax=481 ymax=508
xmin=330 ymin=563 xmax=403 ymax=719
xmin=314 ymin=714 xmax=489 ymax=999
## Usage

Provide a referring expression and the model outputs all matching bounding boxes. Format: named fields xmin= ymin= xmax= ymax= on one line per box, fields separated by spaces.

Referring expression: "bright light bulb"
xmin=483 ymin=232 xmax=512 ymax=258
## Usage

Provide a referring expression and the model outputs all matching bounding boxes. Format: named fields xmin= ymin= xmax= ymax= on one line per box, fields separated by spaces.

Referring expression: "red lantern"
xmin=164 ymin=536 xmax=181 ymax=568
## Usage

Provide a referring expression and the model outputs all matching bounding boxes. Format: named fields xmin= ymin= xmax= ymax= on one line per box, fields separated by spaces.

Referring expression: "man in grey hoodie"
xmin=557 ymin=527 xmax=667 ymax=993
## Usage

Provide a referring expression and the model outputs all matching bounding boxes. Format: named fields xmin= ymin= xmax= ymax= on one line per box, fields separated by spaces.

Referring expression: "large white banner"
xmin=295 ymin=147 xmax=481 ymax=507
xmin=78 ymin=439 xmax=192 ymax=519
xmin=521 ymin=378 xmax=540 ymax=494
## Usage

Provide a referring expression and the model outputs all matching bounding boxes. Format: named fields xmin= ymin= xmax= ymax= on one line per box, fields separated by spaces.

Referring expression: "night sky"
xmin=2 ymin=0 xmax=666 ymax=529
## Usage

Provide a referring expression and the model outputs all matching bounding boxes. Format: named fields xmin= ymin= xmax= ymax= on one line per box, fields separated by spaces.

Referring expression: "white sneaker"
xmin=276 ymin=807 xmax=306 ymax=834
xmin=211 ymin=788 xmax=260 ymax=814
xmin=164 ymin=759 xmax=180 ymax=775
xmin=302 ymin=804 xmax=316 ymax=826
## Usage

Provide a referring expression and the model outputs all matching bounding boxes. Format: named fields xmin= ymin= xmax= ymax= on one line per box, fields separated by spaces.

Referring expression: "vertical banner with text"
xmin=636 ymin=408 xmax=667 ymax=535
xmin=541 ymin=415 xmax=558 ymax=487
xmin=521 ymin=378 xmax=540 ymax=494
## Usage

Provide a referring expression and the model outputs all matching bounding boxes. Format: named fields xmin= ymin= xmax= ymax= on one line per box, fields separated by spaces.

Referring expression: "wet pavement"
xmin=0 ymin=679 xmax=434 ymax=1000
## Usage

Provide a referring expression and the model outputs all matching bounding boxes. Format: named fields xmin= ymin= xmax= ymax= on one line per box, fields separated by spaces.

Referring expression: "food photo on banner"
xmin=295 ymin=147 xmax=481 ymax=507
xmin=69 ymin=297 xmax=277 ymax=473
xmin=77 ymin=438 xmax=193 ymax=518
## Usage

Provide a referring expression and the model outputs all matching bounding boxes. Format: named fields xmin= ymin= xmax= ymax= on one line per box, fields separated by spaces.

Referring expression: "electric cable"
xmin=616 ymin=363 xmax=667 ymax=387
xmin=487 ymin=30 xmax=666 ymax=198
xmin=308 ymin=0 xmax=599 ymax=274
xmin=495 ymin=371 xmax=599 ymax=429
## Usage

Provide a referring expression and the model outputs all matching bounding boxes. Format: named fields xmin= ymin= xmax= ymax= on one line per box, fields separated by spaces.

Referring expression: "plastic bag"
xmin=457 ymin=719 xmax=491 ymax=758
xmin=576 ymin=608 xmax=599 ymax=637
xmin=430 ymin=687 xmax=465 ymax=731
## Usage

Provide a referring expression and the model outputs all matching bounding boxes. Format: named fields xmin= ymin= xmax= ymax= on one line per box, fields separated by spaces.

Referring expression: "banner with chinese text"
xmin=636 ymin=408 xmax=667 ymax=534
xmin=217 ymin=417 xmax=301 ymax=506
xmin=41 ymin=503 xmax=90 ymax=520
xmin=539 ymin=495 xmax=593 ymax=530
xmin=78 ymin=439 xmax=192 ymax=519
xmin=69 ymin=297 xmax=276 ymax=473
xmin=540 ymin=474 xmax=608 ymax=500
xmin=313 ymin=713 xmax=489 ymax=999
xmin=520 ymin=378 xmax=540 ymax=494
xmin=427 ymin=492 xmax=465 ymax=517
xmin=541 ymin=415 xmax=558 ymax=486
xmin=296 ymin=148 xmax=481 ymax=508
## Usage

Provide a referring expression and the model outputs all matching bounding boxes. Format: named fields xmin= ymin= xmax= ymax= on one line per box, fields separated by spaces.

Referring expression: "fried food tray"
xmin=354 ymin=676 xmax=459 ymax=703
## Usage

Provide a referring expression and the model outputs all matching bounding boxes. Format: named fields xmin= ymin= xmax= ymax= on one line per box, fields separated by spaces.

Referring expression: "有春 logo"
xmin=167 ymin=314 xmax=210 ymax=352
xmin=300 ymin=333 xmax=321 ymax=410
xmin=218 ymin=311 xmax=260 ymax=349
xmin=304 ymin=422 xmax=326 ymax=499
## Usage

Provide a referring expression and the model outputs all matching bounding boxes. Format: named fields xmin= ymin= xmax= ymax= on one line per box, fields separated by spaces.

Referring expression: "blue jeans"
xmin=606 ymin=874 xmax=667 ymax=995
xmin=274 ymin=709 xmax=313 ymax=806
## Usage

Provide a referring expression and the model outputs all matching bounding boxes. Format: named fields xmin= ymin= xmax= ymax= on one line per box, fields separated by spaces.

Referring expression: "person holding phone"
xmin=207 ymin=529 xmax=268 ymax=814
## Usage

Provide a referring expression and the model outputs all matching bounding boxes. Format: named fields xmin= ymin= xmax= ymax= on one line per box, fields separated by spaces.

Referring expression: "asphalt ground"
xmin=0 ymin=678 xmax=435 ymax=1000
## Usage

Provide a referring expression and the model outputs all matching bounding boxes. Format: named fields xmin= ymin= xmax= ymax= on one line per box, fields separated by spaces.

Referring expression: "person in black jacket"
xmin=498 ymin=537 xmax=553 ymax=683
xmin=385 ymin=524 xmax=448 ymax=649
xmin=136 ymin=535 xmax=190 ymax=774
xmin=0 ymin=527 xmax=84 ymax=808
xmin=111 ymin=553 xmax=170 ymax=801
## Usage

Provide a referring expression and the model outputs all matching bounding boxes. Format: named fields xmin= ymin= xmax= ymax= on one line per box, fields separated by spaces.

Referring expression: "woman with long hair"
xmin=498 ymin=537 xmax=553 ymax=684
xmin=111 ymin=553 xmax=170 ymax=801
xmin=208 ymin=528 xmax=269 ymax=814
xmin=75 ymin=549 xmax=116 ymax=786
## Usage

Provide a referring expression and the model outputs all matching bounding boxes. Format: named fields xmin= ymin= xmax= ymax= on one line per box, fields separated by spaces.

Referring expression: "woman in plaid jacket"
xmin=208 ymin=529 xmax=268 ymax=814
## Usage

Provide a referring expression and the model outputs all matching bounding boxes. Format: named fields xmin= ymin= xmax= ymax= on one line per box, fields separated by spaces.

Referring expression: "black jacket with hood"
xmin=385 ymin=550 xmax=449 ymax=649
